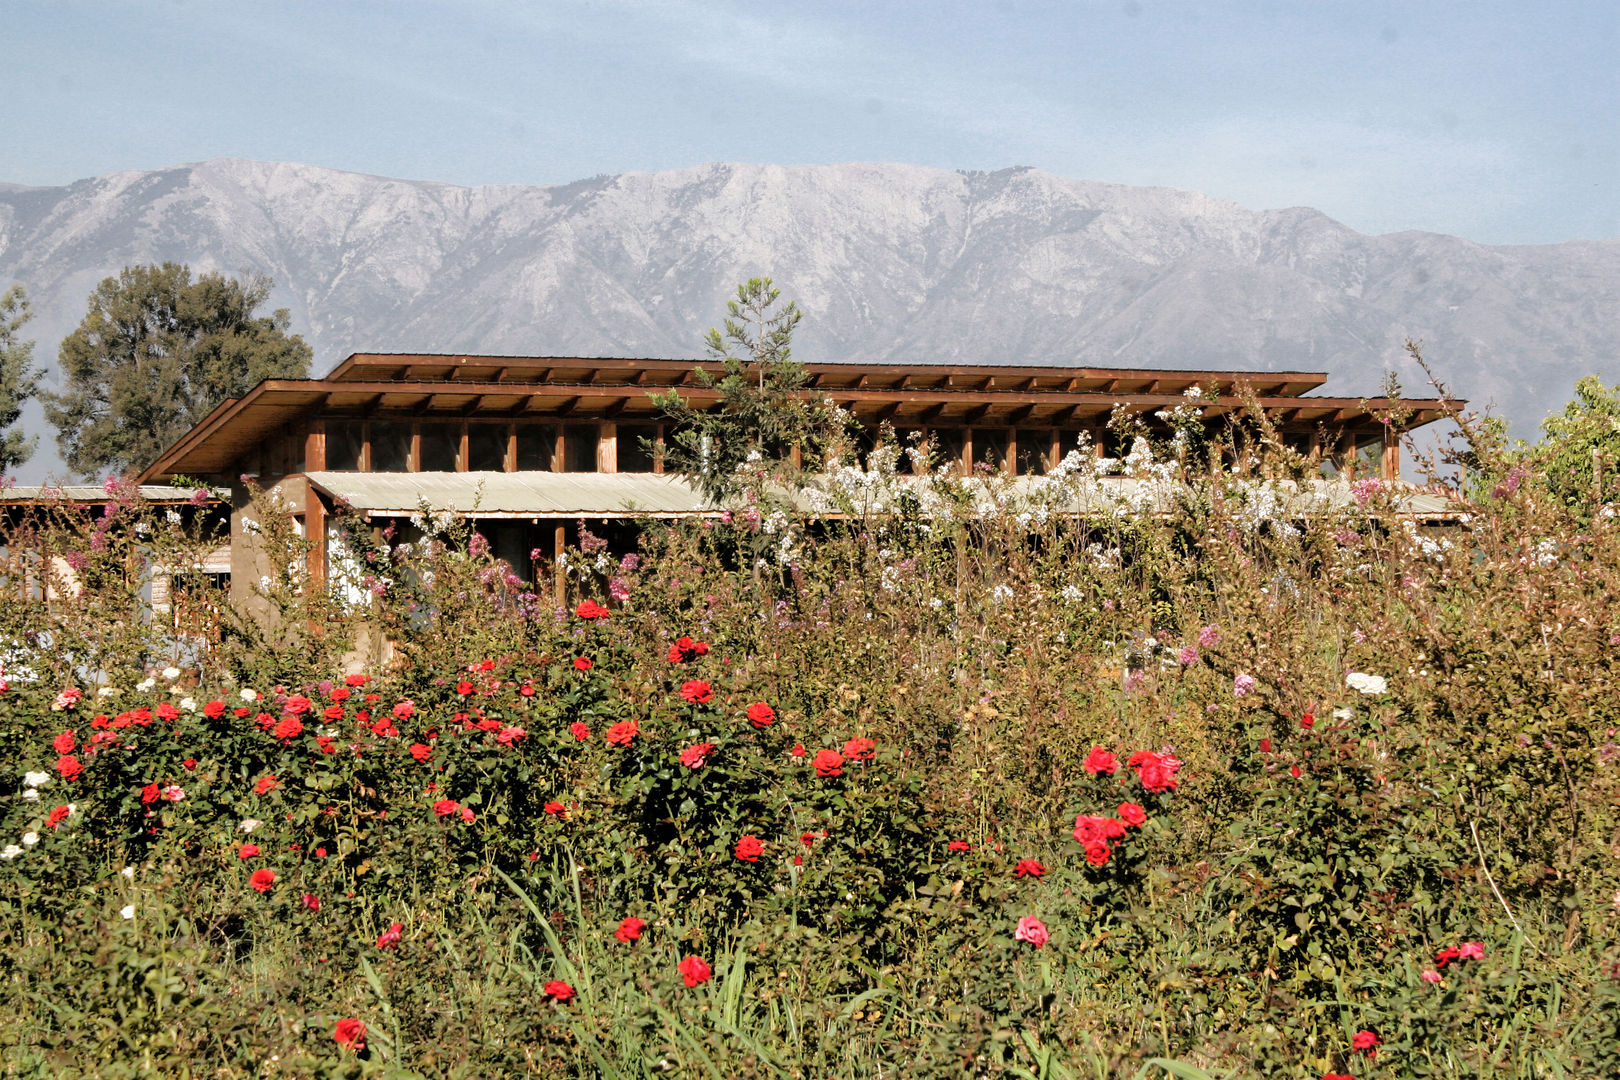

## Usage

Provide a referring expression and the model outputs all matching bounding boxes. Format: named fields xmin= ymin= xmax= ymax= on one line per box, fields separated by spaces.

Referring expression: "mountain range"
xmin=2 ymin=158 xmax=1616 ymax=480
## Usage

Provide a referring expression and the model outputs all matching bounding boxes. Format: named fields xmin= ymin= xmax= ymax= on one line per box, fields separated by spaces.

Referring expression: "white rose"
xmin=136 ymin=678 xmax=155 ymax=692
xmin=179 ymin=698 xmax=196 ymax=712
xmin=22 ymin=832 xmax=39 ymax=847
xmin=239 ymin=819 xmax=262 ymax=834
xmin=161 ymin=667 xmax=181 ymax=681
xmin=0 ymin=845 xmax=20 ymax=860
xmin=23 ymin=771 xmax=50 ymax=787
xmin=121 ymin=865 xmax=135 ymax=879
xmin=120 ymin=905 xmax=135 ymax=920
xmin=1346 ymin=671 xmax=1389 ymax=695
xmin=97 ymin=686 xmax=118 ymax=698
xmin=20 ymin=789 xmax=38 ymax=802
xmin=240 ymin=689 xmax=259 ymax=702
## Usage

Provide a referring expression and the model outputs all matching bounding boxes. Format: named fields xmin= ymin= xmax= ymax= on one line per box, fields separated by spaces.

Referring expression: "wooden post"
xmin=306 ymin=490 xmax=326 ymax=590
xmin=553 ymin=523 xmax=567 ymax=606
xmin=1381 ymin=425 xmax=1401 ymax=482
xmin=506 ymin=424 xmax=517 ymax=473
xmin=305 ymin=424 xmax=326 ymax=472
xmin=599 ymin=422 xmax=617 ymax=473
xmin=458 ymin=423 xmax=469 ymax=472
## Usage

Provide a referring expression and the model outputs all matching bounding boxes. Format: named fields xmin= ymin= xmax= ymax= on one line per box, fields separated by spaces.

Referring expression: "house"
xmin=133 ymin=353 xmax=1461 ymax=610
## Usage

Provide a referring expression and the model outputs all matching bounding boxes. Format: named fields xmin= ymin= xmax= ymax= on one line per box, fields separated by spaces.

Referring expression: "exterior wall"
xmin=229 ymin=476 xmax=309 ymax=628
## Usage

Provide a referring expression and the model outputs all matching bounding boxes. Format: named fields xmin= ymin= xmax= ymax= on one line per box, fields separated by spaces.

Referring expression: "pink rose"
xmin=1013 ymin=915 xmax=1049 ymax=948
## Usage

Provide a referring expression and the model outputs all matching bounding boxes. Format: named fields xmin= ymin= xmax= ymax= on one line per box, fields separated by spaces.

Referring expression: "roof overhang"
xmin=303 ymin=471 xmax=715 ymax=519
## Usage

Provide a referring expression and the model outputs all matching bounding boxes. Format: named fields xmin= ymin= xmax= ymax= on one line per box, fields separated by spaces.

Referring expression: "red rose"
xmin=734 ymin=835 xmax=764 ymax=862
xmin=156 ymin=702 xmax=181 ymax=721
xmin=238 ymin=844 xmax=260 ymax=859
xmin=667 ymin=636 xmax=709 ymax=663
xmin=680 ymin=742 xmax=715 ymax=769
xmin=605 ymin=720 xmax=638 ymax=747
xmin=1084 ymin=841 xmax=1111 ymax=866
xmin=1258 ymin=738 xmax=1272 ymax=753
xmin=745 ymin=702 xmax=775 ymax=728
xmin=1083 ymin=746 xmax=1118 ymax=775
xmin=575 ymin=599 xmax=610 ymax=620
xmin=948 ymin=840 xmax=972 ymax=852
xmin=183 ymin=758 xmax=197 ymax=770
xmin=573 ymin=657 xmax=593 ymax=671
xmin=841 ymin=736 xmax=875 ymax=762
xmin=1127 ymin=750 xmax=1181 ymax=793
xmin=56 ymin=755 xmax=82 ymax=781
xmin=52 ymin=730 xmax=75 ymax=754
xmin=679 ymin=680 xmax=714 ymax=705
xmin=376 ymin=922 xmax=403 ymax=949
xmin=232 ymin=706 xmax=250 ymax=718
xmin=569 ymin=722 xmax=590 ymax=741
xmin=519 ymin=682 xmax=537 ymax=697
xmin=254 ymin=775 xmax=280 ymax=795
xmin=1117 ymin=802 xmax=1148 ymax=828
xmin=409 ymin=743 xmax=433 ymax=762
xmin=813 ymin=749 xmax=844 ymax=777
xmin=301 ymin=893 xmax=320 ymax=911
xmin=203 ymin=699 xmax=226 ymax=719
xmin=1300 ymin=713 xmax=1316 ymax=729
xmin=677 ymin=954 xmax=712 ymax=986
xmin=1352 ymin=1030 xmax=1379 ymax=1055
xmin=283 ymin=694 xmax=311 ymax=715
xmin=456 ymin=680 xmax=475 ymax=696
xmin=544 ymin=979 xmax=575 ymax=1002
xmin=249 ymin=868 xmax=276 ymax=893
xmin=323 ymin=705 xmax=344 ymax=721
xmin=344 ymin=674 xmax=369 ymax=687
xmin=392 ymin=700 xmax=414 ymax=720
xmin=790 ymin=743 xmax=806 ymax=757
xmin=1102 ymin=817 xmax=1126 ymax=839
xmin=615 ymin=916 xmax=645 ymax=943
xmin=46 ymin=805 xmax=71 ymax=830
xmin=272 ymin=716 xmax=303 ymax=741
xmin=140 ymin=782 xmax=161 ymax=804
xmin=433 ymin=799 xmax=460 ymax=817
xmin=330 ymin=687 xmax=350 ymax=702
xmin=333 ymin=1017 xmax=366 ymax=1052
xmin=1013 ymin=858 xmax=1045 ymax=878
xmin=255 ymin=712 xmax=275 ymax=730
xmin=1291 ymin=765 xmax=1302 ymax=778
xmin=544 ymin=801 xmax=565 ymax=816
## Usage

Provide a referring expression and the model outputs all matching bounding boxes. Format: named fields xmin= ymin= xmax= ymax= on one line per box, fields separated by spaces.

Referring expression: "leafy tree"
xmin=649 ymin=277 xmax=849 ymax=503
xmin=0 ymin=284 xmax=44 ymax=475
xmin=44 ymin=263 xmax=312 ymax=478
xmin=1527 ymin=375 xmax=1620 ymax=516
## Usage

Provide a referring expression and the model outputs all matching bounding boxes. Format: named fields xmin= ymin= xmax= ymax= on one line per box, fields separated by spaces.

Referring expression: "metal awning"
xmin=303 ymin=471 xmax=716 ymax=518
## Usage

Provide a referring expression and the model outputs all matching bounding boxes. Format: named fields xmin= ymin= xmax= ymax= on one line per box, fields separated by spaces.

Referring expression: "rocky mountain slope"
xmin=2 ymin=159 xmax=1616 ymax=478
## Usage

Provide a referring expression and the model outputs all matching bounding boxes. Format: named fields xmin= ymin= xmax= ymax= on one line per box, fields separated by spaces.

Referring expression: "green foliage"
xmin=43 ymin=263 xmax=311 ymax=479
xmin=650 ymin=277 xmax=851 ymax=504
xmin=0 ymin=284 xmax=43 ymax=474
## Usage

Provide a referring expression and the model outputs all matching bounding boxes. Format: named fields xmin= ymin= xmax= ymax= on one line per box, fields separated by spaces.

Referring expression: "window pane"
xmin=327 ymin=423 xmax=362 ymax=471
xmin=973 ymin=428 xmax=1010 ymax=470
xmin=617 ymin=424 xmax=658 ymax=473
xmin=1014 ymin=429 xmax=1051 ymax=474
xmin=932 ymin=428 xmax=965 ymax=472
xmin=515 ymin=424 xmax=556 ymax=470
xmin=563 ymin=426 xmax=598 ymax=472
xmin=467 ymin=425 xmax=507 ymax=471
xmin=419 ymin=423 xmax=460 ymax=472
xmin=369 ymin=422 xmax=411 ymax=472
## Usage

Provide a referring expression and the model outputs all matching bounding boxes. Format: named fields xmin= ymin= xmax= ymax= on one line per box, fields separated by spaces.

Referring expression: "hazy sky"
xmin=5 ymin=0 xmax=1616 ymax=245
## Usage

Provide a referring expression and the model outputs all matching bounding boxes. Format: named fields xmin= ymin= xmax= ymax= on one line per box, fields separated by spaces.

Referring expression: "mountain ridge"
xmin=2 ymin=158 xmax=1616 ymax=480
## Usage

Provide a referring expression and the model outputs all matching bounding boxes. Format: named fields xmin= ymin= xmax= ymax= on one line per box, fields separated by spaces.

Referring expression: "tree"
xmin=44 ymin=263 xmax=312 ymax=478
xmin=650 ymin=277 xmax=849 ymax=503
xmin=0 ymin=285 xmax=44 ymax=475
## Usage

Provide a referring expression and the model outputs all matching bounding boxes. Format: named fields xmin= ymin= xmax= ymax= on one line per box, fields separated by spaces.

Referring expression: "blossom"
xmin=680 ymin=742 xmax=715 ymax=768
xmin=52 ymin=688 xmax=82 ymax=712
xmin=459 ymin=806 xmax=476 ymax=823
xmin=1258 ymin=738 xmax=1272 ymax=753
xmin=283 ymin=694 xmax=312 ymax=715
xmin=734 ymin=835 xmax=765 ymax=862
xmin=1084 ymin=841 xmax=1111 ymax=866
xmin=1457 ymin=940 xmax=1484 ymax=960
xmin=237 ymin=844 xmax=260 ymax=859
xmin=21 ymin=832 xmax=38 ymax=847
xmin=392 ymin=700 xmax=415 ymax=720
xmin=344 ymin=674 xmax=369 ymax=687
xmin=496 ymin=726 xmax=526 ymax=745
xmin=1300 ymin=713 xmax=1316 ymax=729
xmin=52 ymin=730 xmax=75 ymax=754
xmin=0 ymin=846 xmax=20 ymax=860
xmin=677 ymin=954 xmax=712 ymax=986
xmin=1117 ymin=802 xmax=1148 ymax=827
xmin=249 ymin=868 xmax=276 ymax=893
xmin=376 ymin=922 xmax=403 ymax=949
xmin=47 ymin=805 xmax=72 ymax=830
xmin=947 ymin=840 xmax=972 ymax=853
xmin=1082 ymin=746 xmax=1118 ymax=775
xmin=1352 ymin=1030 xmax=1379 ymax=1054
xmin=573 ymin=657 xmax=593 ymax=671
xmin=813 ymin=749 xmax=844 ymax=777
xmin=301 ymin=893 xmax=320 ymax=912
xmin=1177 ymin=645 xmax=1199 ymax=665
xmin=1346 ymin=671 xmax=1388 ymax=695
xmin=615 ymin=916 xmax=646 ymax=942
xmin=569 ymin=722 xmax=590 ymax=741
xmin=575 ymin=599 xmax=610 ymax=620
xmin=679 ymin=680 xmax=714 ymax=705
xmin=605 ymin=720 xmax=638 ymax=747
xmin=745 ymin=702 xmax=776 ymax=728
xmin=22 ymin=771 xmax=49 ymax=788
xmin=56 ymin=755 xmax=83 ymax=781
xmin=1127 ymin=750 xmax=1181 ymax=794
xmin=239 ymin=688 xmax=259 ymax=702
xmin=203 ymin=699 xmax=226 ymax=719
xmin=1196 ymin=625 xmax=1221 ymax=648
xmin=544 ymin=979 xmax=575 ymax=1002
xmin=409 ymin=742 xmax=433 ymax=761
xmin=1421 ymin=968 xmax=1442 ymax=983
xmin=120 ymin=904 xmax=135 ymax=919
xmin=1014 ymin=915 xmax=1049 ymax=948
xmin=667 ymin=636 xmax=709 ymax=663
xmin=790 ymin=743 xmax=806 ymax=757
xmin=333 ymin=1018 xmax=367 ymax=1053
xmin=272 ymin=716 xmax=304 ymax=741
xmin=1012 ymin=859 xmax=1045 ymax=879
xmin=254 ymin=775 xmax=279 ymax=795
xmin=140 ymin=782 xmax=161 ymax=804
xmin=1232 ymin=673 xmax=1257 ymax=697
xmin=433 ymin=799 xmax=460 ymax=817
xmin=842 ymin=736 xmax=876 ymax=762
xmin=544 ymin=801 xmax=565 ymax=816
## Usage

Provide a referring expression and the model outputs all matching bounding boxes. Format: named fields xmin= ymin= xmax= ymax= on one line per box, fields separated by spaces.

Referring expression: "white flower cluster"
xmin=1346 ymin=671 xmax=1388 ymax=695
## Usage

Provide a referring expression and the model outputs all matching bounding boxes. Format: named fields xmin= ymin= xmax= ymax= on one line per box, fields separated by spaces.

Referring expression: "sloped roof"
xmin=304 ymin=471 xmax=713 ymax=518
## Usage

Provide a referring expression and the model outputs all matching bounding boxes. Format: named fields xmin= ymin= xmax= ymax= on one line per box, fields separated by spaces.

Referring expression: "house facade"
xmin=134 ymin=353 xmax=1460 ymax=608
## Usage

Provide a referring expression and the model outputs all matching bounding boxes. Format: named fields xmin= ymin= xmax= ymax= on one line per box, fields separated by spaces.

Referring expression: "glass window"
xmin=933 ymin=428 xmax=966 ymax=473
xmin=617 ymin=424 xmax=659 ymax=473
xmin=973 ymin=428 xmax=1010 ymax=471
xmin=418 ymin=423 xmax=461 ymax=472
xmin=515 ymin=424 xmax=557 ymax=471
xmin=466 ymin=425 xmax=507 ymax=471
xmin=369 ymin=422 xmax=412 ymax=472
xmin=563 ymin=426 xmax=598 ymax=472
xmin=1015 ymin=429 xmax=1051 ymax=474
xmin=326 ymin=423 xmax=362 ymax=471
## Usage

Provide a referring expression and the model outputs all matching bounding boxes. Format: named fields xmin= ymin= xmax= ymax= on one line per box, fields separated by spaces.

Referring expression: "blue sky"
xmin=4 ymin=0 xmax=1616 ymax=244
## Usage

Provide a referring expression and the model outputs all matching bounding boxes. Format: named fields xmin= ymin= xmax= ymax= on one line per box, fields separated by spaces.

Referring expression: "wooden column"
xmin=305 ymin=490 xmax=326 ymax=589
xmin=305 ymin=424 xmax=326 ymax=471
xmin=553 ymin=524 xmax=567 ymax=605
xmin=1381 ymin=425 xmax=1401 ymax=481
xmin=598 ymin=422 xmax=617 ymax=473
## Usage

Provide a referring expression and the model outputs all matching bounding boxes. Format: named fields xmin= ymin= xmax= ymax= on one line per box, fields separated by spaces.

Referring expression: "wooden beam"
xmin=962 ymin=403 xmax=993 ymax=426
xmin=554 ymin=396 xmax=582 ymax=418
xmin=1005 ymin=404 xmax=1036 ymax=426
xmin=602 ymin=396 xmax=631 ymax=418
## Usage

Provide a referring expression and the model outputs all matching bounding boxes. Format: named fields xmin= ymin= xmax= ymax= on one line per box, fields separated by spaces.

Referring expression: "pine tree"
xmin=0 ymin=285 xmax=43 ymax=475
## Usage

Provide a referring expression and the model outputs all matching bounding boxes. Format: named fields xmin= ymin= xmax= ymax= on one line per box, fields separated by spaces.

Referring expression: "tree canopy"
xmin=650 ymin=277 xmax=849 ymax=504
xmin=44 ymin=263 xmax=312 ymax=478
xmin=0 ymin=285 xmax=44 ymax=475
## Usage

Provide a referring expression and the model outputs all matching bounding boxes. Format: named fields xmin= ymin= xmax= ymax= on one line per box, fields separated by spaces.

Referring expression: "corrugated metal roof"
xmin=304 ymin=471 xmax=715 ymax=517
xmin=0 ymin=485 xmax=224 ymax=504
